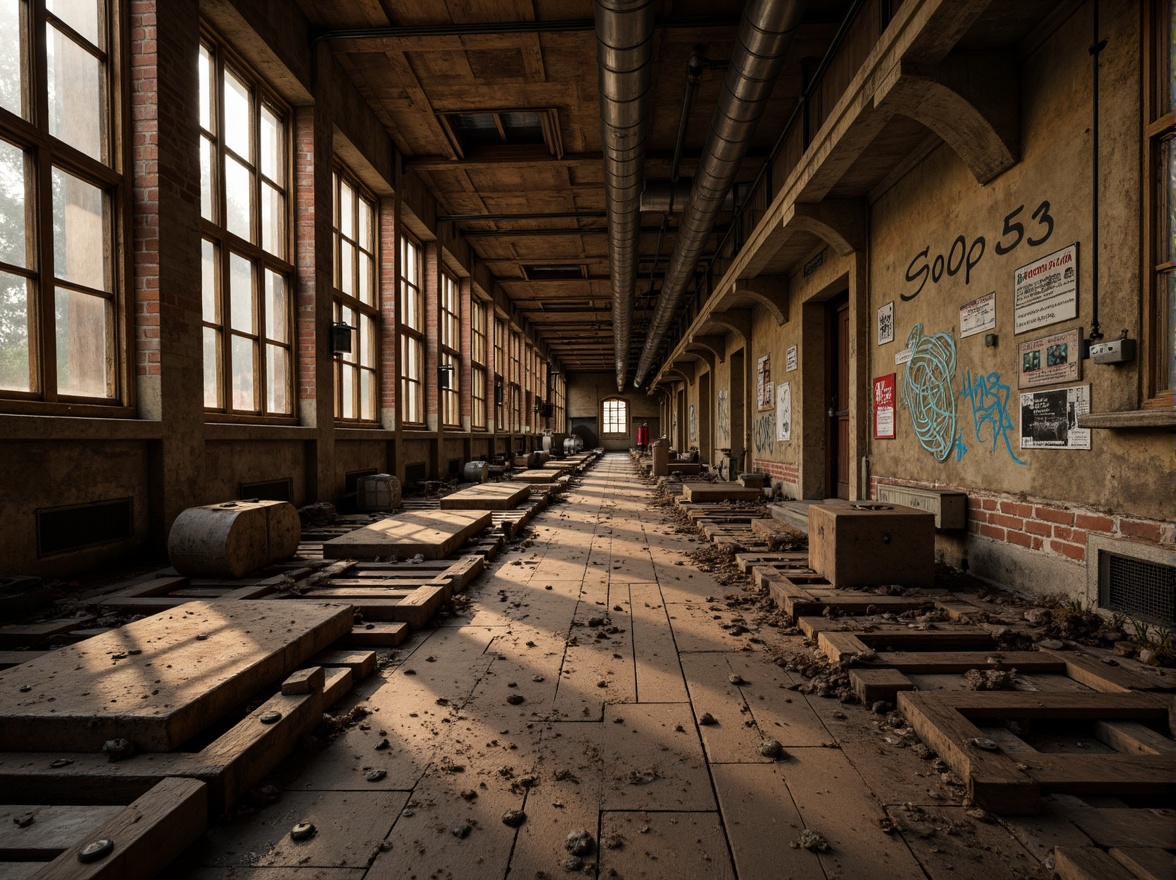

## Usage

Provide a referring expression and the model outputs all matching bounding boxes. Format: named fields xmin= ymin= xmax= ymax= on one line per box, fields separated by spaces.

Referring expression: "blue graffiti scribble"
xmin=961 ymin=369 xmax=1027 ymax=466
xmin=901 ymin=324 xmax=959 ymax=462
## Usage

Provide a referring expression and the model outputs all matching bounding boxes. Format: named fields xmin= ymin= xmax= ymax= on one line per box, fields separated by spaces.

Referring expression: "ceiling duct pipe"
xmin=633 ymin=0 xmax=805 ymax=387
xmin=595 ymin=0 xmax=655 ymax=392
xmin=640 ymin=180 xmax=735 ymax=213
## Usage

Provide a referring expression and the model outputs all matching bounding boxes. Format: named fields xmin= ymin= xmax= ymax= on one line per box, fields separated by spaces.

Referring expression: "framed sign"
xmin=959 ymin=291 xmax=996 ymax=338
xmin=1018 ymin=328 xmax=1080 ymax=388
xmin=1020 ymin=384 xmax=1091 ymax=450
xmin=877 ymin=302 xmax=894 ymax=345
xmin=1014 ymin=243 xmax=1078 ymax=333
xmin=786 ymin=345 xmax=798 ymax=372
xmin=873 ymin=374 xmax=896 ymax=439
xmin=776 ymin=382 xmax=791 ymax=442
xmin=756 ymin=354 xmax=772 ymax=408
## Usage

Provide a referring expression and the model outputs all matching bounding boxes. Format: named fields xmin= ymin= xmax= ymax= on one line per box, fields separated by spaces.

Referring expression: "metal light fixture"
xmin=438 ymin=363 xmax=454 ymax=389
xmin=330 ymin=322 xmax=353 ymax=357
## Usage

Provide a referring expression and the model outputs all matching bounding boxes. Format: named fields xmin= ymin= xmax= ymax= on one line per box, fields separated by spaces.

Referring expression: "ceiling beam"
xmin=316 ymin=15 xmax=743 ymax=43
xmin=439 ymin=210 xmax=606 ymax=222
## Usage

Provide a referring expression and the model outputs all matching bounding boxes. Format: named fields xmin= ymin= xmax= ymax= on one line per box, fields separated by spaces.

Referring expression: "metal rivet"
xmin=78 ymin=838 xmax=114 ymax=863
xmin=290 ymin=822 xmax=315 ymax=841
xmin=260 ymin=711 xmax=282 ymax=724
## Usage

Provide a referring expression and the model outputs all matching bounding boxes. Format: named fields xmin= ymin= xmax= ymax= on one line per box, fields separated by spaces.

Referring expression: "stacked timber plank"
xmin=322 ymin=510 xmax=492 ymax=561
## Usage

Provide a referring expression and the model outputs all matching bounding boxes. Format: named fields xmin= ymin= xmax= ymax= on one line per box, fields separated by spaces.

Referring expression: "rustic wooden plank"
xmin=850 ymin=668 xmax=915 ymax=702
xmin=383 ymin=584 xmax=447 ymax=628
xmin=1040 ymin=649 xmax=1176 ymax=693
xmin=1021 ymin=754 xmax=1176 ymax=799
xmin=0 ymin=619 xmax=98 ymax=649
xmin=439 ymin=483 xmax=531 ymax=510
xmin=0 ymin=805 xmax=123 ymax=858
xmin=510 ymin=469 xmax=561 ymax=483
xmin=1055 ymin=847 xmax=1140 ymax=880
xmin=935 ymin=690 xmax=1171 ymax=719
xmin=816 ymin=631 xmax=872 ymax=663
xmin=1057 ymin=804 xmax=1176 ymax=849
xmin=27 ymin=777 xmax=207 ymax=880
xmin=342 ymin=622 xmax=408 ymax=647
xmin=0 ymin=601 xmax=353 ymax=752
xmin=861 ymin=650 xmax=1065 ymax=674
xmin=1108 ymin=847 xmax=1175 ymax=880
xmin=312 ymin=650 xmax=377 ymax=680
xmin=322 ymin=511 xmax=492 ymax=560
xmin=682 ymin=483 xmax=762 ymax=502
xmin=0 ymin=651 xmax=50 ymax=669
xmin=281 ymin=666 xmax=325 ymax=695
xmin=898 ymin=692 xmax=1039 ymax=814
xmin=1092 ymin=720 xmax=1175 ymax=756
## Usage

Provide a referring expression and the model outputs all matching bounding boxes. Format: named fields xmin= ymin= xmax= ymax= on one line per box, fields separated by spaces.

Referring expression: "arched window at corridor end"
xmin=602 ymin=397 xmax=628 ymax=434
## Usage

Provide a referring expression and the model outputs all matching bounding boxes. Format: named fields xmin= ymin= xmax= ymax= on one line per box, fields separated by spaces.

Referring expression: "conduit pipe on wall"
xmin=633 ymin=0 xmax=806 ymax=388
xmin=595 ymin=0 xmax=655 ymax=392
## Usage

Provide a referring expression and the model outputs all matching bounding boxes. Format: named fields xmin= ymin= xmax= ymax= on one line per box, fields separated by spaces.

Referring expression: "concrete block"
xmin=808 ymin=502 xmax=934 ymax=588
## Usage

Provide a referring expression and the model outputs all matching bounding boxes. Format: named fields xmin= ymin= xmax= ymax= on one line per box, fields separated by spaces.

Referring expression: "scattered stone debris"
xmin=565 ymin=829 xmax=596 ymax=856
xmin=627 ymin=769 xmax=658 ymax=785
xmin=451 ymin=823 xmax=472 ymax=839
xmin=290 ymin=822 xmax=316 ymax=841
xmin=501 ymin=809 xmax=526 ymax=828
xmin=102 ymin=738 xmax=135 ymax=762
xmin=793 ymin=829 xmax=830 ymax=852
xmin=963 ymin=667 xmax=1018 ymax=690
xmin=506 ymin=694 xmax=525 ymax=705
xmin=759 ymin=739 xmax=787 ymax=760
xmin=698 ymin=712 xmax=717 ymax=725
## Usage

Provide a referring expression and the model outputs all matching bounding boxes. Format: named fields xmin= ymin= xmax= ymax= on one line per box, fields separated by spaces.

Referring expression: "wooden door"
xmin=827 ymin=296 xmax=850 ymax=499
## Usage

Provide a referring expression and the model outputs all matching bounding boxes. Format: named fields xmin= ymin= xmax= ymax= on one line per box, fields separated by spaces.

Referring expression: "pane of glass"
xmin=202 ymin=326 xmax=220 ymax=407
xmin=199 ymin=135 xmax=214 ymax=221
xmin=340 ymin=241 xmax=353 ymax=295
xmin=230 ymin=334 xmax=255 ymax=410
xmin=339 ymin=179 xmax=353 ymax=238
xmin=266 ymin=343 xmax=288 ymax=413
xmin=55 ymin=287 xmax=109 ymax=397
xmin=358 ymin=199 xmax=371 ymax=248
xmin=201 ymin=239 xmax=217 ymax=321
xmin=265 ymin=270 xmax=286 ymax=342
xmin=1164 ymin=271 xmax=1175 ymax=391
xmin=0 ymin=271 xmax=31 ymax=391
xmin=198 ymin=45 xmax=212 ymax=131
xmin=0 ymin=140 xmax=28 ymax=268
xmin=1163 ymin=133 xmax=1175 ymax=264
xmin=47 ymin=0 xmax=99 ymax=45
xmin=360 ymin=315 xmax=376 ymax=368
xmin=360 ymin=369 xmax=373 ymax=420
xmin=358 ymin=252 xmax=372 ymax=305
xmin=259 ymin=104 xmax=281 ymax=181
xmin=229 ymin=252 xmax=253 ymax=333
xmin=223 ymin=68 xmax=250 ymax=160
xmin=52 ymin=167 xmax=107 ymax=291
xmin=46 ymin=24 xmax=104 ymax=162
xmin=224 ymin=154 xmax=252 ymax=241
xmin=0 ymin=0 xmax=23 ymax=118
xmin=341 ymin=362 xmax=354 ymax=419
xmin=261 ymin=180 xmax=283 ymax=257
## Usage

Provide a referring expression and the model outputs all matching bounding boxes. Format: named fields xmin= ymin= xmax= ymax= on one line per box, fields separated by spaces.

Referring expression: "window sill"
xmin=0 ymin=413 xmax=161 ymax=441
xmin=1077 ymin=409 xmax=1176 ymax=429
xmin=204 ymin=423 xmax=317 ymax=441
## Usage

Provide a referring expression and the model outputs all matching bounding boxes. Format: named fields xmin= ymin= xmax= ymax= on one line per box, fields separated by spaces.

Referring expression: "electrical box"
xmin=1090 ymin=338 xmax=1136 ymax=364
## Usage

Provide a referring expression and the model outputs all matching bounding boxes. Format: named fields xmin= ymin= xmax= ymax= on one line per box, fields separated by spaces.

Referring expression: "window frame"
xmin=398 ymin=233 xmax=425 ymax=427
xmin=440 ymin=270 xmax=461 ymax=428
xmin=0 ymin=0 xmax=132 ymax=415
xmin=493 ymin=316 xmax=505 ymax=428
xmin=470 ymin=297 xmax=487 ymax=430
xmin=1144 ymin=0 xmax=1176 ymax=407
xmin=602 ymin=397 xmax=629 ymax=434
xmin=199 ymin=31 xmax=295 ymax=421
xmin=331 ymin=166 xmax=378 ymax=423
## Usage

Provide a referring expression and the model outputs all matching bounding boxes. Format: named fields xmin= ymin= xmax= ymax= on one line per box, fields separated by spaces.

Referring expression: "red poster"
xmin=874 ymin=373 xmax=896 ymax=439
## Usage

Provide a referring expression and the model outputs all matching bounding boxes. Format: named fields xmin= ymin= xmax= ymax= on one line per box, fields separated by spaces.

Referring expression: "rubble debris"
xmin=565 ymin=829 xmax=596 ymax=856
xmin=963 ymin=668 xmax=1018 ymax=690
xmin=793 ymin=829 xmax=830 ymax=852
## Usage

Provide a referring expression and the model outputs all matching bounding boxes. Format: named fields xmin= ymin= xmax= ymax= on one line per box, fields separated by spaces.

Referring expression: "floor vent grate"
xmin=37 ymin=499 xmax=133 ymax=557
xmin=1099 ymin=550 xmax=1175 ymax=626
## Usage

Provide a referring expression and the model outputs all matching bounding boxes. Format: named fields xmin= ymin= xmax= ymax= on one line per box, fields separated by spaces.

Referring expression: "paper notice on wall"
xmin=756 ymin=354 xmax=771 ymax=408
xmin=1019 ymin=384 xmax=1090 ymax=450
xmin=873 ymin=373 xmax=896 ymax=439
xmin=895 ymin=348 xmax=913 ymax=365
xmin=877 ymin=302 xmax=895 ymax=345
xmin=786 ymin=345 xmax=798 ymax=372
xmin=776 ymin=381 xmax=791 ymax=441
xmin=959 ymin=291 xmax=996 ymax=338
xmin=1014 ymin=244 xmax=1078 ymax=334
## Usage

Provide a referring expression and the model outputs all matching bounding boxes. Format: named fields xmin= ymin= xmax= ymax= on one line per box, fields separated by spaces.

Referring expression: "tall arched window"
xmin=602 ymin=397 xmax=628 ymax=434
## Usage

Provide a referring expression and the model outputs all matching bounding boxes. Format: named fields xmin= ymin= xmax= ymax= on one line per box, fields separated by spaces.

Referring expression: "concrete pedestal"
xmin=651 ymin=442 xmax=669 ymax=476
xmin=808 ymin=502 xmax=935 ymax=588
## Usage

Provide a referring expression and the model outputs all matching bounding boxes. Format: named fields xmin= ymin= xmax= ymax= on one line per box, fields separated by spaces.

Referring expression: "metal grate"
xmin=239 ymin=478 xmax=292 ymax=502
xmin=37 ymin=499 xmax=133 ymax=557
xmin=1100 ymin=551 xmax=1176 ymax=626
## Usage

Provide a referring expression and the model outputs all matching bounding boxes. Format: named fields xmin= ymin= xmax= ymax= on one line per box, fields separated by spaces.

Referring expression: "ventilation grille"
xmin=37 ymin=499 xmax=133 ymax=557
xmin=404 ymin=463 xmax=428 ymax=485
xmin=239 ymin=478 xmax=292 ymax=502
xmin=1099 ymin=551 xmax=1176 ymax=626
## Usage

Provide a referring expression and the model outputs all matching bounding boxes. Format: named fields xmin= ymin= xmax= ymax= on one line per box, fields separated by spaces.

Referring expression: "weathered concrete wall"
xmin=204 ymin=441 xmax=307 ymax=507
xmin=864 ymin=2 xmax=1170 ymax=597
xmin=0 ymin=442 xmax=151 ymax=576
xmin=568 ymin=372 xmax=660 ymax=451
xmin=334 ymin=441 xmax=389 ymax=491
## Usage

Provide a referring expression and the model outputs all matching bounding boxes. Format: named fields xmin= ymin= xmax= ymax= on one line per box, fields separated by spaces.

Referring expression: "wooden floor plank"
xmin=322 ymin=511 xmax=491 ymax=560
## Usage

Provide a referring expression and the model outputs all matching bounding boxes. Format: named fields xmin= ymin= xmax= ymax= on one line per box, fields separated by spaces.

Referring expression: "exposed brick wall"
xmin=293 ymin=108 xmax=317 ymax=402
xmin=130 ymin=0 xmax=161 ymax=378
xmin=379 ymin=199 xmax=397 ymax=416
xmin=872 ymin=476 xmax=1175 ymax=565
xmin=753 ymin=460 xmax=800 ymax=495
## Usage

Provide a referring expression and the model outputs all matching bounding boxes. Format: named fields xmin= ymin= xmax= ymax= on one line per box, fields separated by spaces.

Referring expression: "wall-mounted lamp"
xmin=494 ymin=381 xmax=504 ymax=406
xmin=330 ymin=322 xmax=354 ymax=357
xmin=533 ymin=396 xmax=543 ymax=414
xmin=438 ymin=363 xmax=454 ymax=389
xmin=984 ymin=333 xmax=998 ymax=348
